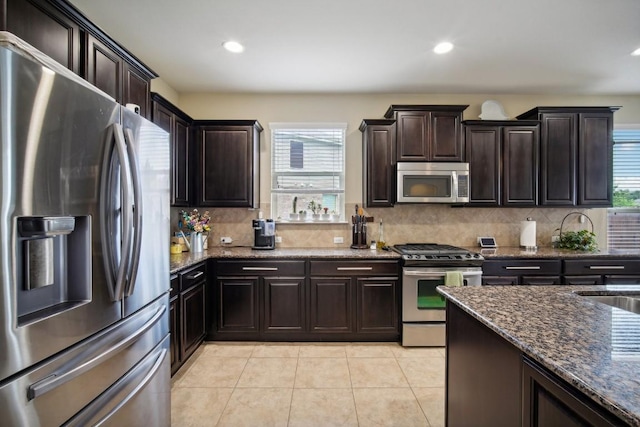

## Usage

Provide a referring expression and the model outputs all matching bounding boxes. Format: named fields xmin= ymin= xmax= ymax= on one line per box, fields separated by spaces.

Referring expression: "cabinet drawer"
xmin=180 ymin=262 xmax=206 ymax=291
xmin=563 ymin=259 xmax=640 ymax=276
xmin=482 ymin=276 xmax=518 ymax=286
xmin=170 ymin=274 xmax=179 ymax=298
xmin=310 ymin=260 xmax=399 ymax=276
xmin=483 ymin=259 xmax=561 ymax=276
xmin=216 ymin=260 xmax=305 ymax=276
xmin=563 ymin=275 xmax=602 ymax=285
xmin=521 ymin=275 xmax=561 ymax=286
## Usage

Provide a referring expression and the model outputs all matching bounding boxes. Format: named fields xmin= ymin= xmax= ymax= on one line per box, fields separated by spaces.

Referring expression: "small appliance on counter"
xmin=252 ymin=218 xmax=276 ymax=250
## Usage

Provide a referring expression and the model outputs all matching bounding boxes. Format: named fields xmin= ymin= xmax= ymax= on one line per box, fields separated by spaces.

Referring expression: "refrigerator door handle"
xmin=27 ymin=303 xmax=166 ymax=400
xmin=100 ymin=123 xmax=134 ymax=301
xmin=123 ymin=127 xmax=143 ymax=297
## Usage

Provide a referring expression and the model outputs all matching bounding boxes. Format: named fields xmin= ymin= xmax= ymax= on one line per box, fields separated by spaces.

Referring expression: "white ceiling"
xmin=70 ymin=0 xmax=640 ymax=95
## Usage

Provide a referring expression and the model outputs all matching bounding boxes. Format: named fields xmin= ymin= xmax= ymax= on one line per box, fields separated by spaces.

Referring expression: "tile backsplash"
xmin=171 ymin=205 xmax=607 ymax=250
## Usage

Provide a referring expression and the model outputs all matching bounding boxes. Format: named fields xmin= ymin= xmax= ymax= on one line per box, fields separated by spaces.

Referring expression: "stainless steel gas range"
xmin=393 ymin=243 xmax=484 ymax=346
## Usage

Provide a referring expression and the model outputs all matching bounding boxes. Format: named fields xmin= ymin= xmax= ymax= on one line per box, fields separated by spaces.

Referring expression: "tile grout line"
xmin=345 ymin=350 xmax=362 ymax=427
xmin=214 ymin=344 xmax=253 ymax=427
xmin=394 ymin=346 xmax=435 ymax=426
xmin=285 ymin=353 xmax=300 ymax=427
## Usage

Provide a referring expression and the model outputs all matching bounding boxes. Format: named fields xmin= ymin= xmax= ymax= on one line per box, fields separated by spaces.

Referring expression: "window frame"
xmin=269 ymin=122 xmax=347 ymax=223
xmin=607 ymin=125 xmax=640 ymax=250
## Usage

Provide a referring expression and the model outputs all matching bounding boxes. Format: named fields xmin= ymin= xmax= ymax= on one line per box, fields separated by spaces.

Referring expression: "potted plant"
xmin=289 ymin=196 xmax=299 ymax=221
xmin=308 ymin=200 xmax=322 ymax=220
xmin=321 ymin=207 xmax=330 ymax=221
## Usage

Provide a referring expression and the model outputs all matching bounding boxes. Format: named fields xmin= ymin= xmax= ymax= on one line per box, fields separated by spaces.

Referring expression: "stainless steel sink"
xmin=582 ymin=295 xmax=640 ymax=315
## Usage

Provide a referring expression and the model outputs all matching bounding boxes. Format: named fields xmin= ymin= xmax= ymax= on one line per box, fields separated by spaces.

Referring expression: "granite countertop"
xmin=170 ymin=246 xmax=401 ymax=273
xmin=466 ymin=246 xmax=640 ymax=259
xmin=438 ymin=284 xmax=640 ymax=426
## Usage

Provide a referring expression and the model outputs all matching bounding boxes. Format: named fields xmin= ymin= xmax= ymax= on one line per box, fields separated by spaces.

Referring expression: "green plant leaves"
xmin=557 ymin=230 xmax=598 ymax=252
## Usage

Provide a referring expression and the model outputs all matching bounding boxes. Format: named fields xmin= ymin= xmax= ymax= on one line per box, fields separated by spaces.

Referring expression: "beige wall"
xmin=150 ymin=78 xmax=180 ymax=105
xmin=163 ymin=91 xmax=640 ymax=249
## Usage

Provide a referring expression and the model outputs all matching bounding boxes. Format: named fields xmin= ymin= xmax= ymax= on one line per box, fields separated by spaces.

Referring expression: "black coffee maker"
xmin=252 ymin=218 xmax=275 ymax=250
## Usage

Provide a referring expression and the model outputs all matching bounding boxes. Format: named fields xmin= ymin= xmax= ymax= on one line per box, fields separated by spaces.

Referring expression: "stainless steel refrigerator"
xmin=0 ymin=32 xmax=171 ymax=426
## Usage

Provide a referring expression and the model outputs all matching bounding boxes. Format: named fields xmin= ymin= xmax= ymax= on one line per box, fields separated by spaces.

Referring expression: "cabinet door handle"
xmin=588 ymin=265 xmax=625 ymax=270
xmin=185 ymin=271 xmax=204 ymax=280
xmin=337 ymin=267 xmax=374 ymax=271
xmin=504 ymin=266 xmax=541 ymax=270
xmin=242 ymin=267 xmax=278 ymax=271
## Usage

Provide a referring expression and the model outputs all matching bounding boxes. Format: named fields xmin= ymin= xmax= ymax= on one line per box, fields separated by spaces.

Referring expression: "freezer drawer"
xmin=0 ymin=295 xmax=169 ymax=427
xmin=65 ymin=335 xmax=170 ymax=427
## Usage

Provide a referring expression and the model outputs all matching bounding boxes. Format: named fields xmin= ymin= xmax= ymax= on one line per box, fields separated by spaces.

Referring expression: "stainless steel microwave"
xmin=396 ymin=162 xmax=469 ymax=203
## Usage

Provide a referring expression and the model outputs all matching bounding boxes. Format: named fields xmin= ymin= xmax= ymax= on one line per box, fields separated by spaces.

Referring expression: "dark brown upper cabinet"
xmin=360 ymin=119 xmax=396 ymax=207
xmin=5 ymin=0 xmax=81 ymax=74
xmin=384 ymin=105 xmax=468 ymax=162
xmin=194 ymin=120 xmax=262 ymax=208
xmin=3 ymin=0 xmax=157 ymax=118
xmin=85 ymin=33 xmax=152 ymax=118
xmin=464 ymin=120 xmax=540 ymax=206
xmin=516 ymin=107 xmax=618 ymax=207
xmin=151 ymin=93 xmax=193 ymax=207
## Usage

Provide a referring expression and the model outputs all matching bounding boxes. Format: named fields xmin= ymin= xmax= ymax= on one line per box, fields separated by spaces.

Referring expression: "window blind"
xmin=270 ymin=123 xmax=346 ymax=221
xmin=612 ymin=129 xmax=640 ymax=196
xmin=608 ymin=128 xmax=640 ymax=250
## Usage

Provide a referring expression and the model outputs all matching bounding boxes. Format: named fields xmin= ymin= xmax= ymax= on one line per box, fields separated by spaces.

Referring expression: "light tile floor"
xmin=171 ymin=342 xmax=445 ymax=427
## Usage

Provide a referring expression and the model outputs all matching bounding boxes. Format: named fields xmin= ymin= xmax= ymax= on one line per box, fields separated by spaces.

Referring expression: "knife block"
xmin=350 ymin=216 xmax=373 ymax=249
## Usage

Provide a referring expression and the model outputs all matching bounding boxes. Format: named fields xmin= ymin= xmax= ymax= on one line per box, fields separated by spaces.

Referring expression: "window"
xmin=270 ymin=123 xmax=346 ymax=222
xmin=608 ymin=127 xmax=640 ymax=250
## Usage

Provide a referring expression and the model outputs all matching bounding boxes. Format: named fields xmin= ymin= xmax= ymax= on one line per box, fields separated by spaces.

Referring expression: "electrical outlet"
xmin=220 ymin=237 xmax=233 ymax=244
xmin=334 ymin=236 xmax=344 ymax=244
xmin=275 ymin=236 xmax=282 ymax=243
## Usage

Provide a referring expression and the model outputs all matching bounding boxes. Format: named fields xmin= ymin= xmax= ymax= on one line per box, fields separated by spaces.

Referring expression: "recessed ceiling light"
xmin=434 ymin=42 xmax=454 ymax=54
xmin=632 ymin=47 xmax=640 ymax=56
xmin=223 ymin=41 xmax=244 ymax=53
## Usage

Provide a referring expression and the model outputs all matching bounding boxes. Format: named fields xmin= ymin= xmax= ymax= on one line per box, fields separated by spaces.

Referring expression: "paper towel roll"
xmin=520 ymin=218 xmax=536 ymax=248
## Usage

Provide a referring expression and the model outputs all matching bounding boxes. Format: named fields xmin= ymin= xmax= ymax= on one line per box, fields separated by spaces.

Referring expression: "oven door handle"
xmin=402 ymin=269 xmax=483 ymax=277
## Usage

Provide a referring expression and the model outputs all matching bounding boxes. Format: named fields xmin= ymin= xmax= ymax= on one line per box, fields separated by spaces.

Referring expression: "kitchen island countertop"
xmin=170 ymin=246 xmax=401 ymax=274
xmin=438 ymin=284 xmax=640 ymax=426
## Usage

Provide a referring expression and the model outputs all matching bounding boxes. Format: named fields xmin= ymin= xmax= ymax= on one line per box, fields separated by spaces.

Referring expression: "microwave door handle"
xmin=452 ymin=171 xmax=458 ymax=200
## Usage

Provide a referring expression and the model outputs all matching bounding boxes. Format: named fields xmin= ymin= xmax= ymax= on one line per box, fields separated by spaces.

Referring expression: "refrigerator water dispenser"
xmin=16 ymin=216 xmax=91 ymax=325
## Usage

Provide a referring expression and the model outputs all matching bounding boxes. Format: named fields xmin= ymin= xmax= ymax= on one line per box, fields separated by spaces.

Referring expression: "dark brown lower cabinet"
xmin=170 ymin=263 xmax=207 ymax=376
xmin=216 ymin=277 xmax=259 ymax=336
xmin=357 ymin=278 xmax=398 ymax=333
xmin=309 ymin=278 xmax=353 ymax=333
xmin=446 ymin=301 xmax=625 ymax=427
xmin=211 ymin=259 xmax=399 ymax=341
xmin=482 ymin=259 xmax=562 ymax=285
xmin=212 ymin=260 xmax=305 ymax=340
xmin=181 ymin=282 xmax=206 ymax=360
xmin=446 ymin=303 xmax=521 ymax=427
xmin=263 ymin=278 xmax=305 ymax=333
xmin=169 ymin=276 xmax=180 ymax=375
xmin=309 ymin=260 xmax=399 ymax=341
xmin=563 ymin=259 xmax=640 ymax=285
xmin=522 ymin=357 xmax=622 ymax=427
